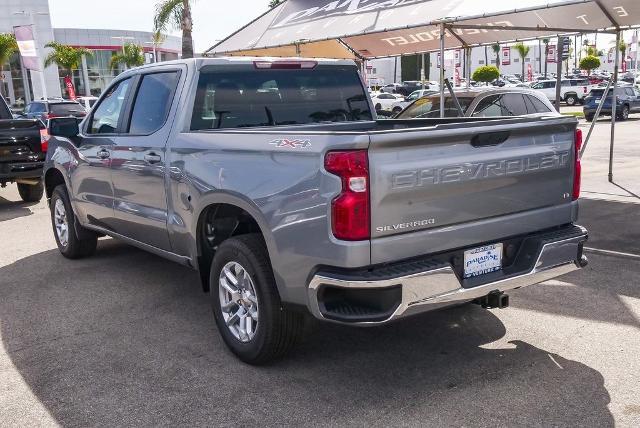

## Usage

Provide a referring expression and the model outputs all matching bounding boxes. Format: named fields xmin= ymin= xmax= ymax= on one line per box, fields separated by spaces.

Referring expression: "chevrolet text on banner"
xmin=14 ymin=25 xmax=39 ymax=71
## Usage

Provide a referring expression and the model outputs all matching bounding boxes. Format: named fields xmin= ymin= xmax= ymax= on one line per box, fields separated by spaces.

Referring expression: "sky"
xmin=48 ymin=0 xmax=273 ymax=52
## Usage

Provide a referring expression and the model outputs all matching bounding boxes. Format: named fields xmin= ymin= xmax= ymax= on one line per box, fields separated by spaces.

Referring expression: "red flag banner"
xmin=502 ymin=47 xmax=511 ymax=65
xmin=64 ymin=76 xmax=76 ymax=100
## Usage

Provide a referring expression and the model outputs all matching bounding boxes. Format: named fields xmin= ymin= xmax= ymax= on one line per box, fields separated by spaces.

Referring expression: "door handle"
xmin=97 ymin=148 xmax=110 ymax=159
xmin=144 ymin=153 xmax=162 ymax=164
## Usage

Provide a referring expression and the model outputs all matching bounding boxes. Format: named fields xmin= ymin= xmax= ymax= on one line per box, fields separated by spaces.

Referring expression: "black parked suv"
xmin=22 ymin=99 xmax=86 ymax=122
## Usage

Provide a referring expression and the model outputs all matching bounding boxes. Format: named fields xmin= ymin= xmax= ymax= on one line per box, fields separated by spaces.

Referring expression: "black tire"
xmin=50 ymin=185 xmax=98 ymax=259
xmin=375 ymin=103 xmax=382 ymax=111
xmin=565 ymin=94 xmax=577 ymax=106
xmin=392 ymin=107 xmax=402 ymax=115
xmin=210 ymin=234 xmax=304 ymax=364
xmin=17 ymin=181 xmax=44 ymax=202
xmin=618 ymin=105 xmax=629 ymax=121
xmin=585 ymin=114 xmax=594 ymax=122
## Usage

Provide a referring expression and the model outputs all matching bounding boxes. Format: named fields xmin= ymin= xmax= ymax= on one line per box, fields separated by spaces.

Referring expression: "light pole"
xmin=111 ymin=36 xmax=135 ymax=54
xmin=12 ymin=10 xmax=49 ymax=100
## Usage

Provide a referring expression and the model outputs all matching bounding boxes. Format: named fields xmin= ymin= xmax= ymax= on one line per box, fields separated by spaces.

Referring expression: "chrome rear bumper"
xmin=308 ymin=226 xmax=587 ymax=325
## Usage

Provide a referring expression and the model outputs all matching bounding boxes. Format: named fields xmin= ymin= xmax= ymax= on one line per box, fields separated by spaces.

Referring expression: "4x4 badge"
xmin=269 ymin=139 xmax=311 ymax=148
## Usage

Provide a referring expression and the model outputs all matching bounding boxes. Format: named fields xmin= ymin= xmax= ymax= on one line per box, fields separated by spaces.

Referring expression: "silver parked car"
xmin=395 ymin=87 xmax=559 ymax=119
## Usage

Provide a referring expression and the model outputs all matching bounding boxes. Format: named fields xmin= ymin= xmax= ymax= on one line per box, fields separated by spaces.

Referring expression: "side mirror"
xmin=49 ymin=117 xmax=80 ymax=138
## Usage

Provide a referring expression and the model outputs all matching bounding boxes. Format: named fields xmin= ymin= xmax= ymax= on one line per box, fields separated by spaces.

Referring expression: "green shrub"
xmin=472 ymin=65 xmax=500 ymax=84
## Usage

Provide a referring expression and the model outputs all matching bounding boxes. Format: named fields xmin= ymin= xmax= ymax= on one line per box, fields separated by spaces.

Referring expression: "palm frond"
xmin=0 ymin=33 xmax=18 ymax=65
xmin=154 ymin=0 xmax=183 ymax=32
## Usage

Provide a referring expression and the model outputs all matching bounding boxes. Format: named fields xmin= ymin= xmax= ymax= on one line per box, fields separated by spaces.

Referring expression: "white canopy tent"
xmin=206 ymin=0 xmax=640 ymax=181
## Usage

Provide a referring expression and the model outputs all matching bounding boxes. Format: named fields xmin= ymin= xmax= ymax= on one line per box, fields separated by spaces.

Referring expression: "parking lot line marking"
xmin=584 ymin=247 xmax=640 ymax=260
xmin=548 ymin=354 xmax=564 ymax=369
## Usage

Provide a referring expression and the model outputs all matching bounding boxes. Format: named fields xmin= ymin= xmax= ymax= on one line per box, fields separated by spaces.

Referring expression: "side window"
xmin=128 ymin=72 xmax=179 ymax=135
xmin=624 ymin=88 xmax=635 ymax=97
xmin=472 ymin=95 xmax=503 ymax=117
xmin=32 ymin=103 xmax=45 ymax=113
xmin=525 ymin=95 xmax=552 ymax=113
xmin=89 ymin=78 xmax=131 ymax=134
xmin=634 ymin=88 xmax=640 ymax=97
xmin=499 ymin=93 xmax=528 ymax=116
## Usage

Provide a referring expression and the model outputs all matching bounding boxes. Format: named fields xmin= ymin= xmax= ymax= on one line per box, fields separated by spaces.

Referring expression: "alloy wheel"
xmin=218 ymin=261 xmax=259 ymax=342
xmin=54 ymin=199 xmax=69 ymax=247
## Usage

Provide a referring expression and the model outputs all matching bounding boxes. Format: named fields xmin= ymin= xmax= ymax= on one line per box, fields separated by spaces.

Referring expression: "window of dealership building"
xmin=0 ymin=0 xmax=181 ymax=107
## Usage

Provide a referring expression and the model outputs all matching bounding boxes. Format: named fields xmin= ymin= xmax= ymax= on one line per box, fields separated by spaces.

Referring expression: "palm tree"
xmin=44 ymin=42 xmax=93 ymax=97
xmin=0 ymin=33 xmax=18 ymax=99
xmin=514 ymin=42 xmax=530 ymax=82
xmin=110 ymin=43 xmax=145 ymax=71
xmin=269 ymin=0 xmax=283 ymax=7
xmin=542 ymin=38 xmax=550 ymax=78
xmin=491 ymin=43 xmax=500 ymax=70
xmin=150 ymin=31 xmax=166 ymax=63
xmin=154 ymin=0 xmax=194 ymax=59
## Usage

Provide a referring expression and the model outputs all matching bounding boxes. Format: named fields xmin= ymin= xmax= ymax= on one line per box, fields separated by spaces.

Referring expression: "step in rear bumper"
xmin=308 ymin=225 xmax=588 ymax=325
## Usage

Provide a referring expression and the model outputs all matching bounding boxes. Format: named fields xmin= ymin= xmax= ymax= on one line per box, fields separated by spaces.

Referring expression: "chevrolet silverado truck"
xmin=0 ymin=94 xmax=47 ymax=202
xmin=43 ymin=58 xmax=588 ymax=364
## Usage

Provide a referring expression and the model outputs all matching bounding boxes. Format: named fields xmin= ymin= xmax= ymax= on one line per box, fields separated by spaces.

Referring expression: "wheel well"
xmin=196 ymin=203 xmax=263 ymax=292
xmin=44 ymin=168 xmax=65 ymax=200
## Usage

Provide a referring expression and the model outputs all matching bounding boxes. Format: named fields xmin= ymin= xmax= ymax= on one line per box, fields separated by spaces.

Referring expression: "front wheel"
xmin=50 ymin=185 xmax=98 ymax=259
xmin=585 ymin=114 xmax=594 ymax=122
xmin=17 ymin=181 xmax=44 ymax=202
xmin=210 ymin=234 xmax=304 ymax=364
xmin=618 ymin=105 xmax=629 ymax=121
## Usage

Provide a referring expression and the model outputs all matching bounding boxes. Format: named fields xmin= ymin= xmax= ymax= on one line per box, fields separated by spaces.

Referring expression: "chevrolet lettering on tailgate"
xmin=392 ymin=151 xmax=571 ymax=189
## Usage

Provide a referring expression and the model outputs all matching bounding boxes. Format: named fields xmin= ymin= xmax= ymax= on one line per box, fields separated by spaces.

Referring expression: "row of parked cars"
xmin=14 ymin=96 xmax=97 ymax=122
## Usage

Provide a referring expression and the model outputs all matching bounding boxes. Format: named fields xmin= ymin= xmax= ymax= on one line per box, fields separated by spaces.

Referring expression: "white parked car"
xmin=371 ymin=92 xmax=404 ymax=112
xmin=529 ymin=78 xmax=593 ymax=105
xmin=390 ymin=89 xmax=438 ymax=115
xmin=75 ymin=96 xmax=99 ymax=112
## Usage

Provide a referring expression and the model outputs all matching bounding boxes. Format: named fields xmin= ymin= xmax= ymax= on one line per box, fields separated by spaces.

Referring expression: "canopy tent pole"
xmin=580 ymin=77 xmax=613 ymax=158
xmin=439 ymin=22 xmax=445 ymax=118
xmin=554 ymin=36 xmax=564 ymax=111
xmin=466 ymin=46 xmax=471 ymax=89
xmin=609 ymin=30 xmax=621 ymax=183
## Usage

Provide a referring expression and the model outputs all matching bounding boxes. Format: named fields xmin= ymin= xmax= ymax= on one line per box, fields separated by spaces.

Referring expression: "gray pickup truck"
xmin=43 ymin=57 xmax=588 ymax=364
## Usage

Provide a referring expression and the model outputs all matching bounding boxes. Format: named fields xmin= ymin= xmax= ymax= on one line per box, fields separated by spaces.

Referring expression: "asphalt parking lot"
xmin=1 ymin=116 xmax=639 ymax=427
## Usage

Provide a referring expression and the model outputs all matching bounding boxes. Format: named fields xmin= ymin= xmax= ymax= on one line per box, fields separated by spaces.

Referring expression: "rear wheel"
xmin=374 ymin=103 xmax=382 ymax=111
xmin=565 ymin=94 xmax=578 ymax=106
xmin=17 ymin=181 xmax=44 ymax=203
xmin=210 ymin=234 xmax=304 ymax=364
xmin=50 ymin=185 xmax=97 ymax=259
xmin=392 ymin=106 xmax=402 ymax=115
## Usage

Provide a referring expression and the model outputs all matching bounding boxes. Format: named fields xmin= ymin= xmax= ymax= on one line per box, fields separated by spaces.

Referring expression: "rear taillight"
xmin=40 ymin=128 xmax=50 ymax=152
xmin=573 ymin=128 xmax=582 ymax=200
xmin=324 ymin=150 xmax=370 ymax=241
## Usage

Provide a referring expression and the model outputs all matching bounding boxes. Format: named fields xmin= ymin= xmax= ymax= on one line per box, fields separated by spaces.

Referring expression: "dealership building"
xmin=0 ymin=0 xmax=181 ymax=107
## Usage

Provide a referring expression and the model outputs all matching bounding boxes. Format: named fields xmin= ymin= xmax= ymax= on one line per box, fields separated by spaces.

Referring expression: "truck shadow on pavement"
xmin=0 ymin=195 xmax=35 ymax=222
xmin=0 ymin=239 xmax=614 ymax=426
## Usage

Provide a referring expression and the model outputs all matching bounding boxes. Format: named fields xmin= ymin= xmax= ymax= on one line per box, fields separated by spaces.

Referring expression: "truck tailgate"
xmin=368 ymin=116 xmax=578 ymax=263
xmin=0 ymin=119 xmax=44 ymax=164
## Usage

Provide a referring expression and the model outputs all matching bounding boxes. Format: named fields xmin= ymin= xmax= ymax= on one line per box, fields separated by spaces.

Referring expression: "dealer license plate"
xmin=463 ymin=244 xmax=503 ymax=279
